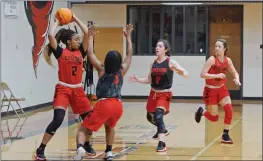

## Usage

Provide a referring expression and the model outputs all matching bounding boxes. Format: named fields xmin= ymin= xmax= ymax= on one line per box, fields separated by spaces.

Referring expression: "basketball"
xmin=55 ymin=8 xmax=73 ymax=25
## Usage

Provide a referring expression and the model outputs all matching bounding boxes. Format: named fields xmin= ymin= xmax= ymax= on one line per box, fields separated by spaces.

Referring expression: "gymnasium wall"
xmin=243 ymin=4 xmax=262 ymax=98
xmin=1 ymin=3 xmax=261 ymax=112
xmin=72 ymin=3 xmax=262 ymax=98
xmin=1 ymin=2 xmax=68 ymax=112
xmin=71 ymin=4 xmax=206 ymax=97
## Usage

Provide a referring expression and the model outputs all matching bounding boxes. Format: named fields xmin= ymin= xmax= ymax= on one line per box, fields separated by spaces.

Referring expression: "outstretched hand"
xmin=128 ymin=74 xmax=138 ymax=83
xmin=88 ymin=24 xmax=99 ymax=37
xmin=124 ymin=24 xmax=133 ymax=38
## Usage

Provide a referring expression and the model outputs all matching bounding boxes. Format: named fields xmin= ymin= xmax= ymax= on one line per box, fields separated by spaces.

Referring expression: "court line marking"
xmin=190 ymin=118 xmax=241 ymax=160
xmin=113 ymin=126 xmax=176 ymax=158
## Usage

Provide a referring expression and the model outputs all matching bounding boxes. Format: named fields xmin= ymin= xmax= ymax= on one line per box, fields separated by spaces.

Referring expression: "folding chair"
xmin=0 ymin=117 xmax=27 ymax=152
xmin=1 ymin=82 xmax=27 ymax=118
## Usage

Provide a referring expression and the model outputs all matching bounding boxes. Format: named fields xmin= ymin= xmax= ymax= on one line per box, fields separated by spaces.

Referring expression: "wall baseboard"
xmin=242 ymin=97 xmax=263 ymax=101
xmin=122 ymin=96 xmax=263 ymax=101
xmin=1 ymin=102 xmax=52 ymax=118
xmin=122 ymin=96 xmax=202 ymax=100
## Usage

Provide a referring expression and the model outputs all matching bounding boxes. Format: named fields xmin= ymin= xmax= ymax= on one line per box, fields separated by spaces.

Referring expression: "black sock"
xmin=37 ymin=143 xmax=46 ymax=154
xmin=84 ymin=141 xmax=90 ymax=147
xmin=77 ymin=144 xmax=84 ymax=149
xmin=38 ymin=143 xmax=46 ymax=150
xmin=105 ymin=145 xmax=112 ymax=153
xmin=159 ymin=141 xmax=166 ymax=145
xmin=223 ymin=129 xmax=229 ymax=134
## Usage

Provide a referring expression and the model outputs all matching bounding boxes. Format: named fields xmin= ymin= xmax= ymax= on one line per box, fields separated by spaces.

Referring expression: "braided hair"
xmin=104 ymin=50 xmax=122 ymax=74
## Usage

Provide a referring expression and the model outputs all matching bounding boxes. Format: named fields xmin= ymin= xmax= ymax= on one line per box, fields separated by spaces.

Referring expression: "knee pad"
xmin=223 ymin=104 xmax=233 ymax=125
xmin=203 ymin=111 xmax=219 ymax=122
xmin=146 ymin=112 xmax=156 ymax=126
xmin=45 ymin=109 xmax=65 ymax=135
xmin=154 ymin=108 xmax=165 ymax=133
xmin=211 ymin=115 xmax=219 ymax=122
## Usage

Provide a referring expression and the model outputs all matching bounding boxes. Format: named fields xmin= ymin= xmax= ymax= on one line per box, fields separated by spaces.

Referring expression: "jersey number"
xmin=155 ymin=76 xmax=161 ymax=84
xmin=72 ymin=66 xmax=77 ymax=76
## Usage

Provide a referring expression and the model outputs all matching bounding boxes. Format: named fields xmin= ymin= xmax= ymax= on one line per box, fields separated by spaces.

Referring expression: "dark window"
xmin=196 ymin=6 xmax=207 ymax=54
xmin=185 ymin=6 xmax=195 ymax=53
xmin=173 ymin=6 xmax=183 ymax=53
xmin=127 ymin=5 xmax=208 ymax=56
xmin=129 ymin=7 xmax=150 ymax=55
xmin=129 ymin=7 xmax=138 ymax=53
xmin=163 ymin=7 xmax=172 ymax=45
xmin=151 ymin=7 xmax=161 ymax=54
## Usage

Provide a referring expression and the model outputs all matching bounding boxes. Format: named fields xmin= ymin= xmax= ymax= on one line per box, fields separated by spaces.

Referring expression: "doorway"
xmin=208 ymin=5 xmax=243 ymax=99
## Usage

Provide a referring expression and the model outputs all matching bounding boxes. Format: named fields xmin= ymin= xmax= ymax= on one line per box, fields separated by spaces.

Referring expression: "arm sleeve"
xmin=50 ymin=45 xmax=63 ymax=59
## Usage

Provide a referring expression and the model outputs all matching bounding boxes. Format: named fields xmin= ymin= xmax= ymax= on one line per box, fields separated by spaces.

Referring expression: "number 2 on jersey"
xmin=72 ymin=66 xmax=77 ymax=76
xmin=156 ymin=76 xmax=161 ymax=84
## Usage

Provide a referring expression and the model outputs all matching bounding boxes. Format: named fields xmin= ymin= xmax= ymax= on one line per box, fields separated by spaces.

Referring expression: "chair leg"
xmin=7 ymin=101 xmax=11 ymax=113
xmin=15 ymin=101 xmax=27 ymax=118
xmin=6 ymin=119 xmax=16 ymax=137
xmin=9 ymin=104 xmax=20 ymax=119
xmin=1 ymin=100 xmax=4 ymax=108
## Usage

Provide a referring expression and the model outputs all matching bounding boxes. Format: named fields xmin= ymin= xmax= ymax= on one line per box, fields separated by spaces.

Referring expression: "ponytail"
xmin=43 ymin=44 xmax=54 ymax=66
xmin=44 ymin=28 xmax=73 ymax=66
xmin=165 ymin=49 xmax=171 ymax=57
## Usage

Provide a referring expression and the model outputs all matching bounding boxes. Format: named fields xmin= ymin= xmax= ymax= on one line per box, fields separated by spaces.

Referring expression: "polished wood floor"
xmin=1 ymin=99 xmax=262 ymax=160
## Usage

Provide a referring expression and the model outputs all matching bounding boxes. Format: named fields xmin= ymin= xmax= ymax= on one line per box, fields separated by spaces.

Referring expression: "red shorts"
xmin=82 ymin=98 xmax=123 ymax=132
xmin=203 ymin=85 xmax=230 ymax=105
xmin=53 ymin=84 xmax=92 ymax=114
xmin=146 ymin=90 xmax=172 ymax=114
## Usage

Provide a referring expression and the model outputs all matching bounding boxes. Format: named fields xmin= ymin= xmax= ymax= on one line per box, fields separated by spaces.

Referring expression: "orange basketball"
xmin=55 ymin=8 xmax=73 ymax=25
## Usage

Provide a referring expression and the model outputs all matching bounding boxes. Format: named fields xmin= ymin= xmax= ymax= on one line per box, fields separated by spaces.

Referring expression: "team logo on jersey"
xmin=152 ymin=68 xmax=167 ymax=73
xmin=213 ymin=65 xmax=228 ymax=73
xmin=65 ymin=55 xmax=83 ymax=64
xmin=24 ymin=1 xmax=54 ymax=78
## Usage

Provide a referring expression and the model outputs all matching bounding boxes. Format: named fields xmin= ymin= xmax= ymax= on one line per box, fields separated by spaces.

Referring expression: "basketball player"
xmin=34 ymin=14 xmax=96 ymax=160
xmin=128 ymin=39 xmax=188 ymax=152
xmin=73 ymin=24 xmax=133 ymax=161
xmin=194 ymin=39 xmax=241 ymax=144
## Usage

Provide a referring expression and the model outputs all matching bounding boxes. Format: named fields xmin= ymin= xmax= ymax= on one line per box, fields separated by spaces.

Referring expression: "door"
xmin=205 ymin=6 xmax=243 ymax=154
xmin=208 ymin=6 xmax=243 ymax=99
xmin=94 ymin=27 xmax=124 ymax=64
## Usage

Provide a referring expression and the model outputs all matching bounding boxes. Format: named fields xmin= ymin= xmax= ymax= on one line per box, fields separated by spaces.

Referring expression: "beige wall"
xmin=72 ymin=4 xmax=126 ymax=27
xmin=1 ymin=2 xmax=68 ymax=111
xmin=243 ymin=3 xmax=262 ymax=97
xmin=72 ymin=3 xmax=262 ymax=98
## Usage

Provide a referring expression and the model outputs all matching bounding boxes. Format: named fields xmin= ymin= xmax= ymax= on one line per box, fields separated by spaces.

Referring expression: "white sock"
xmin=158 ymin=133 xmax=165 ymax=142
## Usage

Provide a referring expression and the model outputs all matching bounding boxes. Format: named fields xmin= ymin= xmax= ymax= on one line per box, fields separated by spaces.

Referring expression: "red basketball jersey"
xmin=57 ymin=48 xmax=84 ymax=84
xmin=206 ymin=56 xmax=229 ymax=86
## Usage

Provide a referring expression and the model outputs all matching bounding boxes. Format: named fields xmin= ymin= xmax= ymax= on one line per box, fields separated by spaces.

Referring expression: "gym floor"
xmin=1 ymin=99 xmax=262 ymax=160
